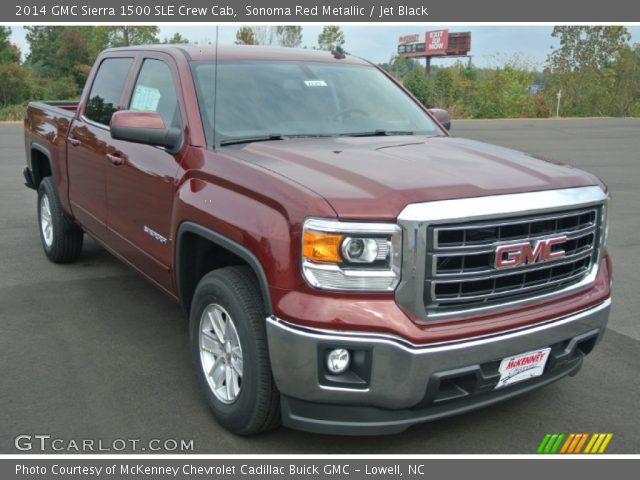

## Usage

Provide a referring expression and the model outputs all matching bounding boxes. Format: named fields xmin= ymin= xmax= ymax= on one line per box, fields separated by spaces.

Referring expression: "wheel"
xmin=37 ymin=177 xmax=83 ymax=263
xmin=189 ymin=266 xmax=280 ymax=435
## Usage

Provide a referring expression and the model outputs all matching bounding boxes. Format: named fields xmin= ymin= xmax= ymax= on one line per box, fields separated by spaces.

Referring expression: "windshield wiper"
xmin=340 ymin=130 xmax=416 ymax=137
xmin=219 ymin=133 xmax=341 ymax=146
xmin=219 ymin=134 xmax=284 ymax=146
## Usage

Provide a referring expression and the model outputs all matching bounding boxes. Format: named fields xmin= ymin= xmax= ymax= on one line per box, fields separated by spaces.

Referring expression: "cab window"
xmin=84 ymin=57 xmax=133 ymax=126
xmin=129 ymin=59 xmax=182 ymax=129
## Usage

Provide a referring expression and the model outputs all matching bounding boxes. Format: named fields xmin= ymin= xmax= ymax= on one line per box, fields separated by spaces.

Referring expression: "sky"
xmin=9 ymin=25 xmax=640 ymax=69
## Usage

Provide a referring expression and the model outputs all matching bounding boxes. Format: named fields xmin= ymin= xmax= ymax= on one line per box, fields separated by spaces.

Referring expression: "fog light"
xmin=326 ymin=348 xmax=350 ymax=374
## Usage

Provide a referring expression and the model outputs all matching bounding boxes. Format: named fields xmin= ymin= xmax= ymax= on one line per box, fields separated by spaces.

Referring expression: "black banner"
xmin=6 ymin=0 xmax=640 ymax=22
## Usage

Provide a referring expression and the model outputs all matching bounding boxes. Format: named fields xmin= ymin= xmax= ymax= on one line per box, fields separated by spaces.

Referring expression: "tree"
xmin=317 ymin=26 xmax=345 ymax=51
xmin=379 ymin=55 xmax=420 ymax=79
xmin=402 ymin=68 xmax=430 ymax=107
xmin=544 ymin=26 xmax=634 ymax=116
xmin=54 ymin=30 xmax=91 ymax=89
xmin=235 ymin=26 xmax=303 ymax=47
xmin=0 ymin=63 xmax=30 ymax=106
xmin=276 ymin=26 xmax=303 ymax=48
xmin=105 ymin=26 xmax=160 ymax=47
xmin=254 ymin=27 xmax=279 ymax=46
xmin=235 ymin=27 xmax=258 ymax=45
xmin=548 ymin=26 xmax=631 ymax=73
xmin=0 ymin=27 xmax=20 ymax=64
xmin=164 ymin=32 xmax=190 ymax=44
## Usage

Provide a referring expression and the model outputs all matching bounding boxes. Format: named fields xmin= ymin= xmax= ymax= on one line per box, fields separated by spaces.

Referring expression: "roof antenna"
xmin=213 ymin=26 xmax=219 ymax=149
xmin=331 ymin=45 xmax=346 ymax=59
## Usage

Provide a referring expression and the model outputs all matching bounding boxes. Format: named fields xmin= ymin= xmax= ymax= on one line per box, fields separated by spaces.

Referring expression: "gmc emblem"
xmin=495 ymin=236 xmax=567 ymax=269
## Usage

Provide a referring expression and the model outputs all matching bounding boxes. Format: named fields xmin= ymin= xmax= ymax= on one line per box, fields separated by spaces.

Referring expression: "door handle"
xmin=68 ymin=137 xmax=81 ymax=147
xmin=106 ymin=153 xmax=124 ymax=166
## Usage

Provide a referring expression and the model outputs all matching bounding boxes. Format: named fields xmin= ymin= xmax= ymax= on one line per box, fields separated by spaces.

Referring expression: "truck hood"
xmin=225 ymin=135 xmax=601 ymax=220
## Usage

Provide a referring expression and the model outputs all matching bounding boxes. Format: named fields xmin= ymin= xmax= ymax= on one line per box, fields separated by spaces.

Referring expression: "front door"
xmin=105 ymin=54 xmax=185 ymax=293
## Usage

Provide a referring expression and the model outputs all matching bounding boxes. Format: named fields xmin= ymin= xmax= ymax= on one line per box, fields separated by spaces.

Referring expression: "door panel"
xmin=105 ymin=56 xmax=184 ymax=292
xmin=105 ymin=142 xmax=178 ymax=290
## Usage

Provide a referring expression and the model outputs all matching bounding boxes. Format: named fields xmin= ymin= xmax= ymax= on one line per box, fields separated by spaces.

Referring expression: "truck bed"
xmin=28 ymin=100 xmax=79 ymax=117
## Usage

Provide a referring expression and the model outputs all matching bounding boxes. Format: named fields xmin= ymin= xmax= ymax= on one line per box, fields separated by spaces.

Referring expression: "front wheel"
xmin=189 ymin=266 xmax=280 ymax=435
xmin=37 ymin=177 xmax=83 ymax=263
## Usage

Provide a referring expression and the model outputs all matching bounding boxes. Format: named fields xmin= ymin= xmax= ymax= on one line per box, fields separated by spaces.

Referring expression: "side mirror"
xmin=110 ymin=111 xmax=182 ymax=152
xmin=429 ymin=108 xmax=451 ymax=131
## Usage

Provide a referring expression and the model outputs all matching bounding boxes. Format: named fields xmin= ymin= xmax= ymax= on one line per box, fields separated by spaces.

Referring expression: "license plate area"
xmin=495 ymin=347 xmax=551 ymax=389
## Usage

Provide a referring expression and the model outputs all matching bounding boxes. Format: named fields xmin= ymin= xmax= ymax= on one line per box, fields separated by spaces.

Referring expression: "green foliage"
xmin=0 ymin=64 xmax=30 ymax=107
xmin=235 ymin=27 xmax=257 ymax=45
xmin=105 ymin=27 xmax=160 ymax=48
xmin=379 ymin=55 xmax=421 ymax=79
xmin=22 ymin=26 xmax=160 ymax=108
xmin=0 ymin=104 xmax=27 ymax=122
xmin=235 ymin=26 xmax=303 ymax=47
xmin=382 ymin=27 xmax=640 ymax=120
xmin=317 ymin=26 xmax=345 ymax=51
xmin=277 ymin=26 xmax=303 ymax=48
xmin=163 ymin=32 xmax=190 ymax=44
xmin=402 ymin=68 xmax=431 ymax=106
xmin=0 ymin=27 xmax=20 ymax=64
xmin=543 ymin=26 xmax=639 ymax=116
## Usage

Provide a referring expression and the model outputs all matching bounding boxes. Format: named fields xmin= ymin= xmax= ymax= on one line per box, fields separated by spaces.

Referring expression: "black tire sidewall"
xmin=189 ymin=272 xmax=265 ymax=433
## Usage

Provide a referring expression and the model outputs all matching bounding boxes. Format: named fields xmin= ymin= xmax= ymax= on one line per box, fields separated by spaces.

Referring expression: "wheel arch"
xmin=176 ymin=221 xmax=273 ymax=316
xmin=30 ymin=142 xmax=54 ymax=187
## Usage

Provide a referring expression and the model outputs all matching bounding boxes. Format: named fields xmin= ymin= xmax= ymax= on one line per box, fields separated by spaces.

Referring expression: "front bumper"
xmin=267 ymin=298 xmax=611 ymax=435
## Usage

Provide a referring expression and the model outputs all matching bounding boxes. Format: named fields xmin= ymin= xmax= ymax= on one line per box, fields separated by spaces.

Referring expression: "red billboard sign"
xmin=426 ymin=29 xmax=449 ymax=54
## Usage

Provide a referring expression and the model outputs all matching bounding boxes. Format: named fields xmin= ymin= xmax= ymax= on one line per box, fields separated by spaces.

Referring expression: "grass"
xmin=0 ymin=104 xmax=25 ymax=122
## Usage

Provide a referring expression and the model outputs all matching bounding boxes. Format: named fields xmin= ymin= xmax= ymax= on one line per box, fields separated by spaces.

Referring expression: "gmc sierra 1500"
xmin=23 ymin=45 xmax=611 ymax=436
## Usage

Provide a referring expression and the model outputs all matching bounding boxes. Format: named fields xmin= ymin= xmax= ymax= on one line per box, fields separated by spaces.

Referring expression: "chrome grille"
xmin=425 ymin=208 xmax=600 ymax=312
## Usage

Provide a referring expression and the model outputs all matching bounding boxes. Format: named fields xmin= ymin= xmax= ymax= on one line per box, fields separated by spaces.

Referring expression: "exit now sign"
xmin=426 ymin=29 xmax=449 ymax=53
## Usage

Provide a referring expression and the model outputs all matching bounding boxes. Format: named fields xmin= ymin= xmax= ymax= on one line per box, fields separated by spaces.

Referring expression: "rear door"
xmin=67 ymin=56 xmax=135 ymax=238
xmin=105 ymin=53 xmax=185 ymax=292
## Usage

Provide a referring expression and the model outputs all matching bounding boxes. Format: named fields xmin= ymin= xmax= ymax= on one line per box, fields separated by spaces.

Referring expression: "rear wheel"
xmin=189 ymin=266 xmax=280 ymax=435
xmin=37 ymin=177 xmax=83 ymax=263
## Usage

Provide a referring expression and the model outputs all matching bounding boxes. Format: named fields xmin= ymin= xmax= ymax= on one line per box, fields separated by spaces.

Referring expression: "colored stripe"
xmin=584 ymin=433 xmax=598 ymax=453
xmin=537 ymin=433 xmax=552 ymax=453
xmin=567 ymin=434 xmax=582 ymax=453
xmin=598 ymin=434 xmax=613 ymax=453
xmin=550 ymin=433 xmax=566 ymax=453
xmin=590 ymin=434 xmax=606 ymax=453
xmin=544 ymin=434 xmax=559 ymax=454
xmin=560 ymin=433 xmax=575 ymax=453
xmin=574 ymin=433 xmax=589 ymax=453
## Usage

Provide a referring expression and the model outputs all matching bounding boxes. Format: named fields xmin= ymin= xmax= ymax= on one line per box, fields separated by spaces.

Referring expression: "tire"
xmin=37 ymin=177 xmax=83 ymax=263
xmin=189 ymin=266 xmax=280 ymax=435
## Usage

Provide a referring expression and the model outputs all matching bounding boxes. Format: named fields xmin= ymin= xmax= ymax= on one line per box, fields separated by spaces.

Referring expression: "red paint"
xmin=111 ymin=110 xmax=166 ymax=129
xmin=23 ymin=45 xmax=610 ymax=345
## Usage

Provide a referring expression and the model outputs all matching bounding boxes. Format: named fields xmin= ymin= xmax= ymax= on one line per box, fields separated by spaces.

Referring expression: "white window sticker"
xmin=304 ymin=80 xmax=328 ymax=87
xmin=130 ymin=85 xmax=161 ymax=111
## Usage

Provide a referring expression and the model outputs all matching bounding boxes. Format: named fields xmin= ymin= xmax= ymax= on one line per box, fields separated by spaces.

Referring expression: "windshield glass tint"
xmin=192 ymin=61 xmax=441 ymax=145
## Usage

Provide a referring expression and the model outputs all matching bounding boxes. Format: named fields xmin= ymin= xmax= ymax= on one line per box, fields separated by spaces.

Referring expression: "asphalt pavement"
xmin=1 ymin=119 xmax=639 ymax=453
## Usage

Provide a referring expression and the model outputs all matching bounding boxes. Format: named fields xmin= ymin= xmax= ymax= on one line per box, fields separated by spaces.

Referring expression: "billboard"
xmin=397 ymin=33 xmax=425 ymax=54
xmin=426 ymin=29 xmax=449 ymax=54
xmin=397 ymin=30 xmax=470 ymax=58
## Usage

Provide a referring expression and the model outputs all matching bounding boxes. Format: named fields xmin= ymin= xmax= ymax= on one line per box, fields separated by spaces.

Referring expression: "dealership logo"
xmin=495 ymin=236 xmax=567 ymax=269
xmin=537 ymin=433 xmax=613 ymax=454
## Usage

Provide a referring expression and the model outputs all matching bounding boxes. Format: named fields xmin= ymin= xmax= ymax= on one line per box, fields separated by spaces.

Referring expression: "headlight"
xmin=301 ymin=218 xmax=402 ymax=291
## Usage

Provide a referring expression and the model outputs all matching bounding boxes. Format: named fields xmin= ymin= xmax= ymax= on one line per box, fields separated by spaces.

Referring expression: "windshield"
xmin=191 ymin=60 xmax=442 ymax=146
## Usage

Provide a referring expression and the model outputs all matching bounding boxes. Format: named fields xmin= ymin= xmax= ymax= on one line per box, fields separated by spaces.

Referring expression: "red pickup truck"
xmin=23 ymin=45 xmax=611 ymax=436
